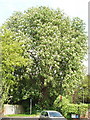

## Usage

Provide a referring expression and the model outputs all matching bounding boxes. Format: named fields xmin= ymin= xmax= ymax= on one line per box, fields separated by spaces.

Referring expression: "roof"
xmin=41 ymin=110 xmax=60 ymax=113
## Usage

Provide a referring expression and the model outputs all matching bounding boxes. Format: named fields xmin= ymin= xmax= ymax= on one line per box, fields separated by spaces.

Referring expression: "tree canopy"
xmin=1 ymin=7 xmax=87 ymax=109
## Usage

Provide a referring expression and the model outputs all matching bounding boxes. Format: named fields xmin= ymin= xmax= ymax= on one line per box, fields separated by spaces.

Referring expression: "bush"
xmin=53 ymin=95 xmax=88 ymax=118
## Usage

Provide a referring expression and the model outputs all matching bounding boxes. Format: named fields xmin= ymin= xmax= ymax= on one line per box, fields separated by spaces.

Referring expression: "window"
xmin=49 ymin=112 xmax=62 ymax=117
xmin=44 ymin=112 xmax=48 ymax=117
xmin=41 ymin=111 xmax=48 ymax=117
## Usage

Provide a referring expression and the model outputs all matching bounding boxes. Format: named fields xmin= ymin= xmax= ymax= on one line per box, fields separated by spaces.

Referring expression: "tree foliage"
xmin=1 ymin=7 xmax=87 ymax=109
xmin=1 ymin=26 xmax=30 ymax=103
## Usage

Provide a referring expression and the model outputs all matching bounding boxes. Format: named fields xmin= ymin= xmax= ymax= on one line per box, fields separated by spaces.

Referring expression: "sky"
xmin=0 ymin=0 xmax=89 ymax=28
xmin=0 ymin=0 xmax=89 ymax=70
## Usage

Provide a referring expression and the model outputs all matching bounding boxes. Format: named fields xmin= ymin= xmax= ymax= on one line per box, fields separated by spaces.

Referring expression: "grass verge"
xmin=5 ymin=113 xmax=40 ymax=117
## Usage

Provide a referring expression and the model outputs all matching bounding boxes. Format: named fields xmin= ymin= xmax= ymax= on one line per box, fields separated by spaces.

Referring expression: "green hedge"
xmin=53 ymin=96 xmax=88 ymax=118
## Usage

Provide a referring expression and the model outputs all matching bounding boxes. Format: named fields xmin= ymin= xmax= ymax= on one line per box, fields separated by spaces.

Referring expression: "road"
xmin=0 ymin=117 xmax=39 ymax=120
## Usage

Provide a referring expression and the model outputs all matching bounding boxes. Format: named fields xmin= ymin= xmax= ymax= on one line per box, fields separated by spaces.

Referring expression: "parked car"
xmin=39 ymin=110 xmax=67 ymax=120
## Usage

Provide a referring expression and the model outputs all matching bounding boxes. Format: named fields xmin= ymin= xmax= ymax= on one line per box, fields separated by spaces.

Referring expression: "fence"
xmin=0 ymin=104 xmax=24 ymax=116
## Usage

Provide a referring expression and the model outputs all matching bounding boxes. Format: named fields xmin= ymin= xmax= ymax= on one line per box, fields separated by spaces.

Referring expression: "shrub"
xmin=53 ymin=95 xmax=88 ymax=118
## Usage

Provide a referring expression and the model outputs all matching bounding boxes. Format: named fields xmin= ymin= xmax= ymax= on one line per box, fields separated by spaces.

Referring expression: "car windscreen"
xmin=49 ymin=112 xmax=62 ymax=117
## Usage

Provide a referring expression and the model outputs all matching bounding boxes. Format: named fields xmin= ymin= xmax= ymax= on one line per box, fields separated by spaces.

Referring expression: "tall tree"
xmin=1 ymin=7 xmax=87 ymax=108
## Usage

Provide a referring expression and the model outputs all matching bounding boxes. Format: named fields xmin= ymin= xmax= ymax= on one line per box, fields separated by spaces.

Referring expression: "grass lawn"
xmin=5 ymin=113 xmax=40 ymax=117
